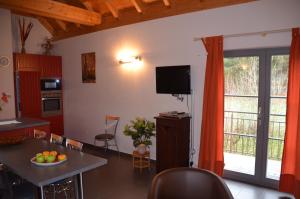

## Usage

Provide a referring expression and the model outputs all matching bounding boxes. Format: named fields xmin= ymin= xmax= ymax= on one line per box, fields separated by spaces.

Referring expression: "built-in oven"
xmin=41 ymin=91 xmax=62 ymax=117
xmin=41 ymin=78 xmax=62 ymax=91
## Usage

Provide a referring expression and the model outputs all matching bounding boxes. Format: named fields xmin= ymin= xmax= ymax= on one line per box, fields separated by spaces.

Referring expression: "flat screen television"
xmin=156 ymin=65 xmax=191 ymax=94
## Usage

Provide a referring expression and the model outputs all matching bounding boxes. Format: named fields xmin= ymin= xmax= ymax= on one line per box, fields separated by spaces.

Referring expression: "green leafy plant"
xmin=123 ymin=117 xmax=156 ymax=147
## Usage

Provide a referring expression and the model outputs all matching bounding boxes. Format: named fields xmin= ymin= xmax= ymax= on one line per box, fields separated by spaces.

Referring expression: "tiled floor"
xmin=225 ymin=180 xmax=294 ymax=199
xmin=1 ymin=144 xmax=295 ymax=199
xmin=83 ymin=145 xmax=294 ymax=199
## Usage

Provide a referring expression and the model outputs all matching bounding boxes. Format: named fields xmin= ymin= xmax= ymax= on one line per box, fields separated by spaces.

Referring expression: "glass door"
xmin=223 ymin=48 xmax=289 ymax=188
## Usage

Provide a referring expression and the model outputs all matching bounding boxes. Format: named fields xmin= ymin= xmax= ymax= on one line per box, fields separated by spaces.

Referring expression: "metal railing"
xmin=224 ymin=110 xmax=285 ymax=160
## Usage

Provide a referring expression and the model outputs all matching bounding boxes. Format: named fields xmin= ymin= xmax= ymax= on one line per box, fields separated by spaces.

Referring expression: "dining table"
xmin=0 ymin=139 xmax=107 ymax=199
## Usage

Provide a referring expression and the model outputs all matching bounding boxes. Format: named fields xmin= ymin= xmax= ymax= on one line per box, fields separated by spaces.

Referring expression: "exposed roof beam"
xmin=131 ymin=0 xmax=143 ymax=13
xmin=81 ymin=1 xmax=94 ymax=11
xmin=0 ymin=0 xmax=101 ymax=26
xmin=37 ymin=17 xmax=55 ymax=36
xmin=163 ymin=0 xmax=170 ymax=6
xmin=53 ymin=0 xmax=255 ymax=41
xmin=55 ymin=20 xmax=67 ymax=31
xmin=105 ymin=1 xmax=119 ymax=18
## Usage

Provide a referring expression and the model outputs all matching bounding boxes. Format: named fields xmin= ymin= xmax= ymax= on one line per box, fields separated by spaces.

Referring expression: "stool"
xmin=132 ymin=150 xmax=150 ymax=172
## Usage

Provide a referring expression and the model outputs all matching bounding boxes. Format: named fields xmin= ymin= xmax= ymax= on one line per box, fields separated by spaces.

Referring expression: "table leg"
xmin=76 ymin=173 xmax=84 ymax=199
xmin=40 ymin=186 xmax=44 ymax=199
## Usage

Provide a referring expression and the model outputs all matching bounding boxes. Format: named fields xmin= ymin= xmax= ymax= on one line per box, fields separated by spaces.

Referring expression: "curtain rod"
xmin=193 ymin=28 xmax=291 ymax=41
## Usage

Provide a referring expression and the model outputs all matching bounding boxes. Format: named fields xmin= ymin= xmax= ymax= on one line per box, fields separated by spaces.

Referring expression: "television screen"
xmin=156 ymin=65 xmax=191 ymax=94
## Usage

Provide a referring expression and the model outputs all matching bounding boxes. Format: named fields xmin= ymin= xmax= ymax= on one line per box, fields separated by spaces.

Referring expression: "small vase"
xmin=137 ymin=144 xmax=147 ymax=155
xmin=21 ymin=44 xmax=26 ymax=53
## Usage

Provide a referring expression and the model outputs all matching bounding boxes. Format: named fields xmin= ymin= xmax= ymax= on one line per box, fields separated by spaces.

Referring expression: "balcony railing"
xmin=224 ymin=110 xmax=285 ymax=160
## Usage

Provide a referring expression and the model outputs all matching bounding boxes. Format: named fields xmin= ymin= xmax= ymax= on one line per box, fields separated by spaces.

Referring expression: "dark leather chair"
xmin=148 ymin=167 xmax=234 ymax=199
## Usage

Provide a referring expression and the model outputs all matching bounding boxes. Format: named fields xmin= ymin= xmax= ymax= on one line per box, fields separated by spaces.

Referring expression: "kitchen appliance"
xmin=41 ymin=78 xmax=62 ymax=91
xmin=41 ymin=91 xmax=62 ymax=117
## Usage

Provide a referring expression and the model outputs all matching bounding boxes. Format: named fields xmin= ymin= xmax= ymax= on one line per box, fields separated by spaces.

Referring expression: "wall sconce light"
xmin=118 ymin=55 xmax=142 ymax=65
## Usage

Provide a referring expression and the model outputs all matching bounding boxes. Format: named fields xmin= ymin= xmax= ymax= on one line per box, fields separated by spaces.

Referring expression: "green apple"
xmin=47 ymin=155 xmax=55 ymax=163
xmin=36 ymin=153 xmax=43 ymax=158
xmin=36 ymin=156 xmax=45 ymax=163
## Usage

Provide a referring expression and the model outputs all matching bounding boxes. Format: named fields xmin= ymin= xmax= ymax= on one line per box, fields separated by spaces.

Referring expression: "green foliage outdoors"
xmin=123 ymin=117 xmax=155 ymax=147
xmin=224 ymin=55 xmax=289 ymax=161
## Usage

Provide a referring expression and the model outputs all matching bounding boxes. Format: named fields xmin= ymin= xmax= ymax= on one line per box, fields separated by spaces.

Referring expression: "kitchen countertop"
xmin=0 ymin=118 xmax=50 ymax=132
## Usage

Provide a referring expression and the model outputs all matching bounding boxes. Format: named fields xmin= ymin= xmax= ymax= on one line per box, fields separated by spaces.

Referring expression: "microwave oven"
xmin=41 ymin=78 xmax=62 ymax=91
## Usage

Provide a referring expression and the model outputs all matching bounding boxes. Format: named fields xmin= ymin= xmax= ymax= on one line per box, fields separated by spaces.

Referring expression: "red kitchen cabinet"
xmin=45 ymin=115 xmax=64 ymax=135
xmin=14 ymin=53 xmax=64 ymax=135
xmin=40 ymin=55 xmax=62 ymax=78
xmin=14 ymin=53 xmax=40 ymax=72
xmin=19 ymin=71 xmax=41 ymax=118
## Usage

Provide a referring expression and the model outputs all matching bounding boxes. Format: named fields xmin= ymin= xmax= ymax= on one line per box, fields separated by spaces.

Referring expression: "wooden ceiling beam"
xmin=55 ymin=20 xmax=67 ymax=31
xmin=105 ymin=1 xmax=119 ymax=18
xmin=0 ymin=0 xmax=101 ymax=26
xmin=37 ymin=17 xmax=55 ymax=36
xmin=131 ymin=0 xmax=143 ymax=13
xmin=53 ymin=0 xmax=255 ymax=41
xmin=163 ymin=0 xmax=171 ymax=6
xmin=81 ymin=0 xmax=94 ymax=11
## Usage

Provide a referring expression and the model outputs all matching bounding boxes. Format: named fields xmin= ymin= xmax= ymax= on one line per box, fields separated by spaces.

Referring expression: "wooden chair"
xmin=94 ymin=115 xmax=120 ymax=153
xmin=50 ymin=133 xmax=63 ymax=145
xmin=66 ymin=139 xmax=83 ymax=151
xmin=33 ymin=129 xmax=47 ymax=139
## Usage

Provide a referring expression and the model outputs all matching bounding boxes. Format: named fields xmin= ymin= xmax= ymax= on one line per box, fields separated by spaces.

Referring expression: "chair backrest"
xmin=148 ymin=167 xmax=234 ymax=199
xmin=66 ymin=139 xmax=83 ymax=151
xmin=50 ymin=133 xmax=63 ymax=145
xmin=105 ymin=115 xmax=120 ymax=136
xmin=33 ymin=129 xmax=47 ymax=139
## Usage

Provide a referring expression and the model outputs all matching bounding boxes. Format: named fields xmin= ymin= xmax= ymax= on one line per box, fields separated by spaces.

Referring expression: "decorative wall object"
xmin=18 ymin=18 xmax=33 ymax=53
xmin=0 ymin=92 xmax=11 ymax=111
xmin=0 ymin=56 xmax=10 ymax=68
xmin=81 ymin=52 xmax=96 ymax=83
xmin=41 ymin=38 xmax=53 ymax=55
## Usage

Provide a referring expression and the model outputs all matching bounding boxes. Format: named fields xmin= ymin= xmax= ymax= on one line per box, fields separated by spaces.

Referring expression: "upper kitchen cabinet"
xmin=40 ymin=55 xmax=62 ymax=78
xmin=14 ymin=53 xmax=62 ymax=78
xmin=14 ymin=53 xmax=40 ymax=72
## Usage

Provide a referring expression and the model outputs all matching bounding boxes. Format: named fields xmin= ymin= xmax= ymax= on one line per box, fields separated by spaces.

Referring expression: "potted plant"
xmin=123 ymin=117 xmax=155 ymax=154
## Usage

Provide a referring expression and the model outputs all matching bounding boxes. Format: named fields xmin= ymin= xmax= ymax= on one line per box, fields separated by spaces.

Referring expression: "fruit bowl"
xmin=31 ymin=151 xmax=67 ymax=167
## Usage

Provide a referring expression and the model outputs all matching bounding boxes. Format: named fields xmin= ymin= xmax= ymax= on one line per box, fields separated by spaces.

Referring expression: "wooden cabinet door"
xmin=40 ymin=55 xmax=62 ymax=78
xmin=156 ymin=117 xmax=190 ymax=173
xmin=19 ymin=71 xmax=41 ymax=118
xmin=44 ymin=115 xmax=64 ymax=135
xmin=14 ymin=53 xmax=40 ymax=72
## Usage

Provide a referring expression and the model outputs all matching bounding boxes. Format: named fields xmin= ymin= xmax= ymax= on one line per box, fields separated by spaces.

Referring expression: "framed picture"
xmin=81 ymin=52 xmax=96 ymax=83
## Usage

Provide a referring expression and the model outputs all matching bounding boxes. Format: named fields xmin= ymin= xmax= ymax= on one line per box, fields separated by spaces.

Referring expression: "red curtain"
xmin=198 ymin=36 xmax=224 ymax=176
xmin=279 ymin=28 xmax=300 ymax=199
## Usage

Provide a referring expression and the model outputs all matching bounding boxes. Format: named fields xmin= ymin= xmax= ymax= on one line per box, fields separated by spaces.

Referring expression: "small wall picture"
xmin=82 ymin=52 xmax=96 ymax=83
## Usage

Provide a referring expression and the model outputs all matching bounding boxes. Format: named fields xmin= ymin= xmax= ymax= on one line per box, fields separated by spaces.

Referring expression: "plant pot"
xmin=136 ymin=144 xmax=147 ymax=155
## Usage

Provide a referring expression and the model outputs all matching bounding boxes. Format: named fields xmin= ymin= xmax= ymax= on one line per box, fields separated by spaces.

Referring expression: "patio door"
xmin=223 ymin=48 xmax=289 ymax=188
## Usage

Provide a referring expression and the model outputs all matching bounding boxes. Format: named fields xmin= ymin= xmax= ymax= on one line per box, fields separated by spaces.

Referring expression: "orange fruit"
xmin=42 ymin=151 xmax=50 ymax=156
xmin=58 ymin=154 xmax=67 ymax=161
xmin=50 ymin=151 xmax=58 ymax=157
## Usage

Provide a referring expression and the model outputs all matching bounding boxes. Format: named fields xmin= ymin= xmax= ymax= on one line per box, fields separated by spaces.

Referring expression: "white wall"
xmin=11 ymin=14 xmax=51 ymax=55
xmin=54 ymin=0 xmax=300 ymax=164
xmin=0 ymin=9 xmax=15 ymax=120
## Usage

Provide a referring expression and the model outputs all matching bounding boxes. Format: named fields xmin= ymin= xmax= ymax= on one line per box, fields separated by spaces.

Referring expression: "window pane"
xmin=224 ymin=56 xmax=259 ymax=176
xmin=224 ymin=56 xmax=259 ymax=96
xmin=266 ymin=54 xmax=289 ymax=180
